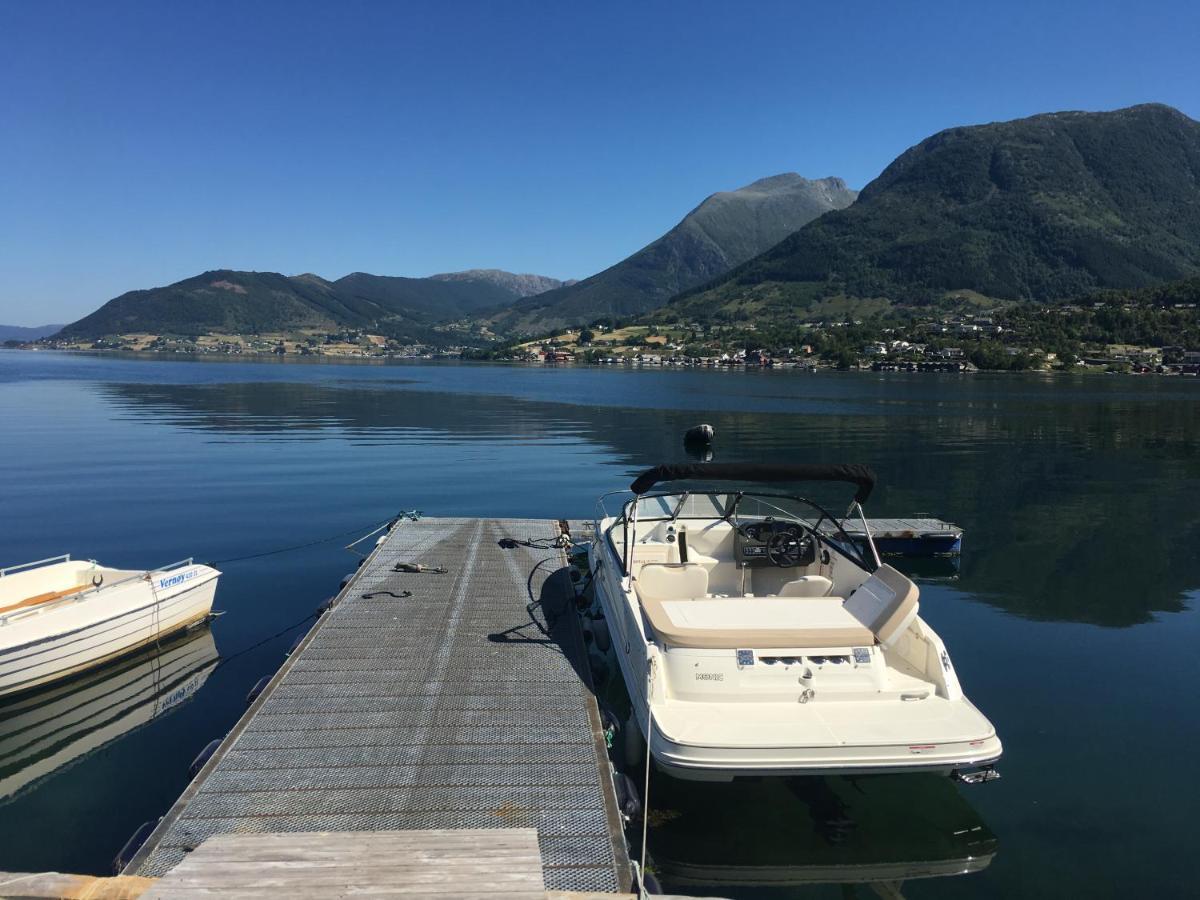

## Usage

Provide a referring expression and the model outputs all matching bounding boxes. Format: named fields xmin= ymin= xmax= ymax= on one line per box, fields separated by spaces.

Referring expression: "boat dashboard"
xmin=734 ymin=519 xmax=817 ymax=569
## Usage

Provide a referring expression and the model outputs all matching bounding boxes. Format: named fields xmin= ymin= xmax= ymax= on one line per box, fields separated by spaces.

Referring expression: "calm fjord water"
xmin=1 ymin=350 xmax=1197 ymax=897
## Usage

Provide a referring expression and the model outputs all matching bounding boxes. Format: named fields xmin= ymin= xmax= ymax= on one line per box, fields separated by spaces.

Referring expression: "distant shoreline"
xmin=5 ymin=346 xmax=1195 ymax=378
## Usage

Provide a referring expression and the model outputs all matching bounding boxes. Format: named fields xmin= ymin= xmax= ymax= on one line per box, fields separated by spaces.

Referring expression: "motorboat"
xmin=0 ymin=555 xmax=219 ymax=698
xmin=0 ymin=625 xmax=219 ymax=801
xmin=588 ymin=462 xmax=1001 ymax=780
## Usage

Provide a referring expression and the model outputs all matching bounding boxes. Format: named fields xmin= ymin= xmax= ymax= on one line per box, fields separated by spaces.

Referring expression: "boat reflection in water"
xmin=0 ymin=626 xmax=219 ymax=802
xmin=647 ymin=772 xmax=997 ymax=897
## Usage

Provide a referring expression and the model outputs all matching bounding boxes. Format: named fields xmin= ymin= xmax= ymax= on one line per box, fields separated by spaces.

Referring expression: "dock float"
xmin=844 ymin=517 xmax=963 ymax=557
xmin=126 ymin=517 xmax=631 ymax=894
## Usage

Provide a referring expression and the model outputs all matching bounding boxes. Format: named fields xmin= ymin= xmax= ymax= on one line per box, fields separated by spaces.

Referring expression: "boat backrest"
xmin=778 ymin=575 xmax=834 ymax=597
xmin=843 ymin=564 xmax=919 ymax=646
xmin=635 ymin=563 xmax=710 ymax=604
xmin=627 ymin=541 xmax=677 ymax=574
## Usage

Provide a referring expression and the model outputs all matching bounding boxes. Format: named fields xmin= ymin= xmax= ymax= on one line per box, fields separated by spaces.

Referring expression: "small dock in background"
xmin=127 ymin=517 xmax=631 ymax=894
xmin=845 ymin=517 xmax=963 ymax=557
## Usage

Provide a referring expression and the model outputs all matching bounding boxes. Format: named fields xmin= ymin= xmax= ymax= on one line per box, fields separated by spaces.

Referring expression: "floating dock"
xmin=126 ymin=517 xmax=631 ymax=894
xmin=844 ymin=517 xmax=963 ymax=557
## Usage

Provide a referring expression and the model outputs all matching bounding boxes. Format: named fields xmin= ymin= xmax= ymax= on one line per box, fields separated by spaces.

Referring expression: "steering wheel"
xmin=767 ymin=527 xmax=809 ymax=568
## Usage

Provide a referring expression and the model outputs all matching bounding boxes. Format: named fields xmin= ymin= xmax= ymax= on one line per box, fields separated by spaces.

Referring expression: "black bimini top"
xmin=629 ymin=462 xmax=877 ymax=504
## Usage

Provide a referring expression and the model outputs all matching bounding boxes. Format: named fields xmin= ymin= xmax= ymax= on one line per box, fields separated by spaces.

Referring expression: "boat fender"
xmin=684 ymin=423 xmax=714 ymax=446
xmin=188 ymin=739 xmax=221 ymax=778
xmin=286 ymin=632 xmax=306 ymax=657
xmin=340 ymin=574 xmax=354 ymax=588
xmin=112 ymin=818 xmax=160 ymax=874
xmin=598 ymin=704 xmax=621 ymax=751
xmin=613 ymin=770 xmax=643 ymax=821
xmin=316 ymin=596 xmax=336 ymax=615
xmin=245 ymin=675 xmax=271 ymax=705
xmin=640 ymin=869 xmax=663 ymax=895
xmin=356 ymin=558 xmax=365 ymax=569
xmin=587 ymin=652 xmax=610 ymax=689
xmin=376 ymin=535 xmax=387 ymax=547
xmin=623 ymin=706 xmax=645 ymax=771
xmin=591 ymin=616 xmax=611 ymax=653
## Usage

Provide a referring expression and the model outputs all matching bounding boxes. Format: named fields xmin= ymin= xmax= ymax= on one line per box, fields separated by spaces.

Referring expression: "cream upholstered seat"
xmin=638 ymin=595 xmax=873 ymax=650
xmin=778 ymin=575 xmax=834 ymax=598
xmin=635 ymin=563 xmax=709 ymax=604
xmin=843 ymin=564 xmax=919 ymax=647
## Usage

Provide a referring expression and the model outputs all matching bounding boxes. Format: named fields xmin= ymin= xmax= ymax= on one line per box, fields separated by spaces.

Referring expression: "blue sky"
xmin=1 ymin=0 xmax=1197 ymax=324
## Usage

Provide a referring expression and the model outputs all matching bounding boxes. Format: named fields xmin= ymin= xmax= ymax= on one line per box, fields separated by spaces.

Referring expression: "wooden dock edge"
xmin=0 ymin=872 xmax=156 ymax=900
xmin=0 ymin=871 xmax=638 ymax=900
xmin=557 ymin=520 xmax=636 ymax=894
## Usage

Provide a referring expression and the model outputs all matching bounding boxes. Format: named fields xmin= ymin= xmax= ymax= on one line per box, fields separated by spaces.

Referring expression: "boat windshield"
xmin=618 ymin=490 xmax=871 ymax=568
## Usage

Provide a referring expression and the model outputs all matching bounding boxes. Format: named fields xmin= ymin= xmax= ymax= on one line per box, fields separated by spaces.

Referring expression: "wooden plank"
xmin=149 ymin=890 xmax=545 ymax=899
xmin=143 ymin=829 xmax=547 ymax=899
xmin=0 ymin=872 xmax=156 ymax=899
xmin=188 ymin=829 xmax=540 ymax=851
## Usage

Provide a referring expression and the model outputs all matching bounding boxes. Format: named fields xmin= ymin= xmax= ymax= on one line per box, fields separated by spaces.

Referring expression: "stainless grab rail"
xmin=0 ymin=554 xmax=72 ymax=577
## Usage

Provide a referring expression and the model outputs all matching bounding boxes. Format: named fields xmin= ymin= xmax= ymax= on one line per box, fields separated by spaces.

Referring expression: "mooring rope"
xmin=639 ymin=655 xmax=657 ymax=897
xmin=208 ymin=511 xmax=418 ymax=565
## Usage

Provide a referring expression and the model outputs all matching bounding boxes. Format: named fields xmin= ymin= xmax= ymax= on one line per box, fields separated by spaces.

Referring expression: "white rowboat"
xmin=0 ymin=555 xmax=220 ymax=698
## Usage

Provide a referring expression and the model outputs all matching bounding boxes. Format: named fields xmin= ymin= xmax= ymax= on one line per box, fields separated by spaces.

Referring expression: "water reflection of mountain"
xmin=102 ymin=378 xmax=1199 ymax=626
xmin=0 ymin=627 xmax=219 ymax=803
xmin=648 ymin=773 xmax=996 ymax=897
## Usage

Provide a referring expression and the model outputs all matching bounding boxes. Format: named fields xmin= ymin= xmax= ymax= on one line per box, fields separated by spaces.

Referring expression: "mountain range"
xmin=489 ymin=174 xmax=857 ymax=334
xmin=46 ymin=103 xmax=1200 ymax=346
xmin=55 ymin=269 xmax=572 ymax=343
xmin=669 ymin=104 xmax=1200 ymax=322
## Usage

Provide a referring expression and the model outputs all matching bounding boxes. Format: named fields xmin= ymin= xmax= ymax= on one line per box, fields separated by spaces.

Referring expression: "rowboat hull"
xmin=0 ymin=562 xmax=219 ymax=698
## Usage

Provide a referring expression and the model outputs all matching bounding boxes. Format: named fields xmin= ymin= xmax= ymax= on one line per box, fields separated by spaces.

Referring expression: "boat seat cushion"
xmin=628 ymin=542 xmax=677 ymax=574
xmin=778 ymin=575 xmax=834 ymax=597
xmin=843 ymin=564 xmax=920 ymax=647
xmin=635 ymin=563 xmax=709 ymax=604
xmin=639 ymin=595 xmax=873 ymax=650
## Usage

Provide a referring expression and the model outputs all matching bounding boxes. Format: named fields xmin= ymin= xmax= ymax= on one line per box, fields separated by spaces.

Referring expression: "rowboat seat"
xmin=0 ymin=584 xmax=89 ymax=616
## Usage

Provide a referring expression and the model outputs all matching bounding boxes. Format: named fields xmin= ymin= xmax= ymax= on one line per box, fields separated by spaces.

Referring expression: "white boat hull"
xmin=0 ymin=563 xmax=219 ymax=698
xmin=646 ymin=700 xmax=1003 ymax=779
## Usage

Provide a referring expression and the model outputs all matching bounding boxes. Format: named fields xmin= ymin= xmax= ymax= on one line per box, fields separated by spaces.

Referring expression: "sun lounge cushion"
xmin=638 ymin=595 xmax=873 ymax=650
xmin=843 ymin=564 xmax=919 ymax=647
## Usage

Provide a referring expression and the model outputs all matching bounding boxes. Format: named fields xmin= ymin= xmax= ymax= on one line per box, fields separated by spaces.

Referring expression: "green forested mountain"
xmin=490 ymin=174 xmax=857 ymax=334
xmin=669 ymin=104 xmax=1200 ymax=321
xmin=55 ymin=268 xmax=565 ymax=341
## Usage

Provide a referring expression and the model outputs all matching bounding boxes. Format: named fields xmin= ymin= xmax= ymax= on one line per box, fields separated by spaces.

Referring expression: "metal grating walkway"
xmin=131 ymin=518 xmax=629 ymax=893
